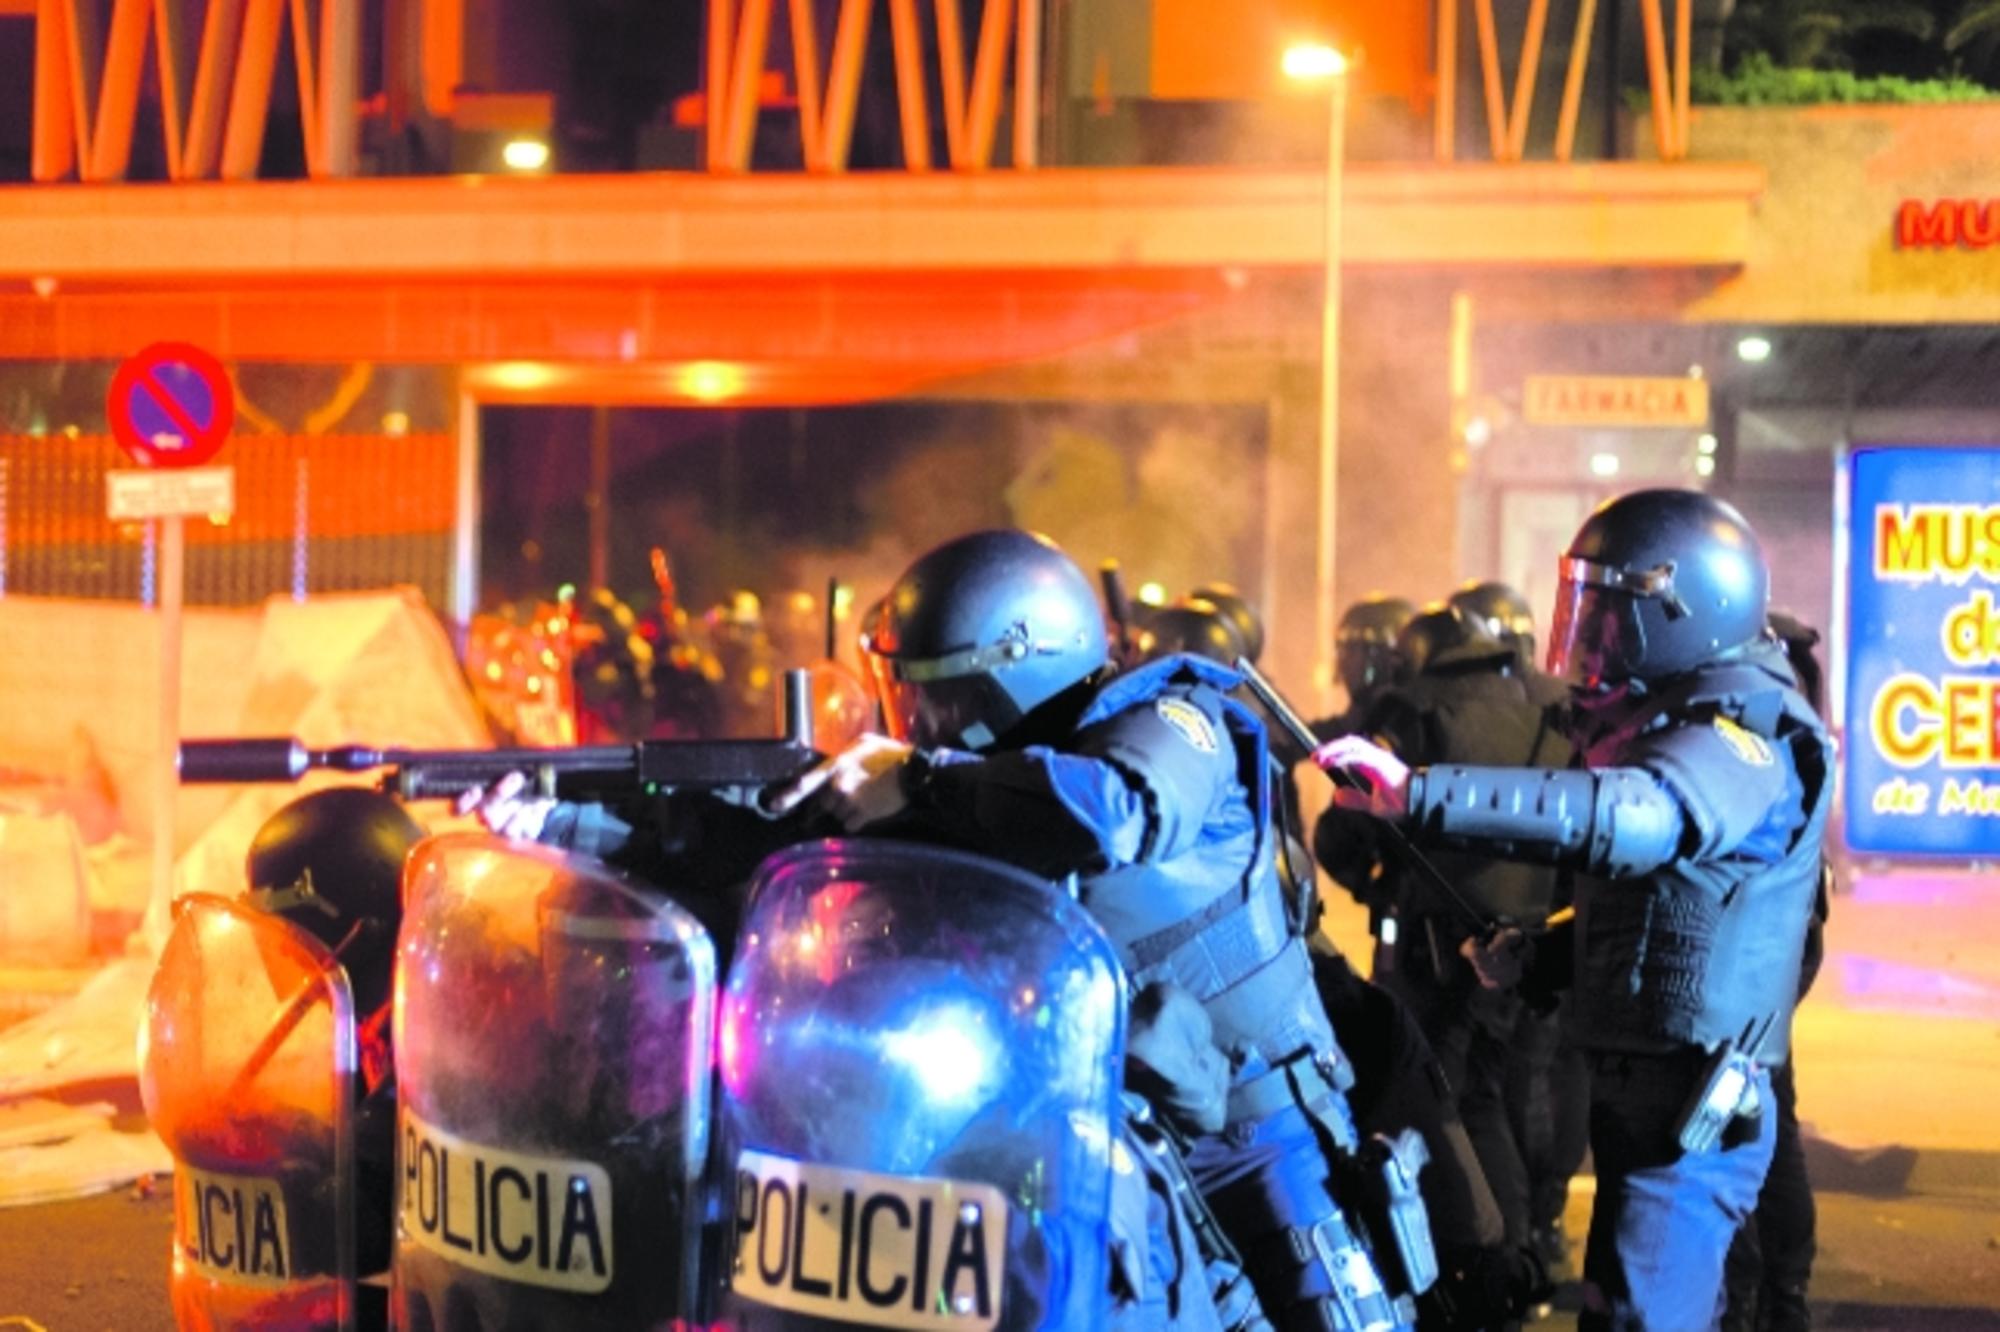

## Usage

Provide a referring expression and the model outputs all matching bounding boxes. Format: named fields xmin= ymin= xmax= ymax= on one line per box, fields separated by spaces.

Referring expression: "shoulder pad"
xmin=1088 ymin=648 xmax=1240 ymax=720
xmin=1630 ymin=715 xmax=1791 ymax=858
xmin=1079 ymin=653 xmax=1244 ymax=728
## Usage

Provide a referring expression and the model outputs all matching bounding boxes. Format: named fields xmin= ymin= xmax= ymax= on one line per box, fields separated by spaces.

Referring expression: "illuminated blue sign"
xmin=1846 ymin=446 xmax=2000 ymax=855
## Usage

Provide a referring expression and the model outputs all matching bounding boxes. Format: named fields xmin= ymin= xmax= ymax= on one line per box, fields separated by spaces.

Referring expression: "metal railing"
xmin=0 ymin=431 xmax=453 ymax=606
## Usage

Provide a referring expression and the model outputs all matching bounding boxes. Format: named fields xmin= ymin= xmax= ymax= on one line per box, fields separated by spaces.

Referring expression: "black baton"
xmin=1235 ymin=656 xmax=1499 ymax=938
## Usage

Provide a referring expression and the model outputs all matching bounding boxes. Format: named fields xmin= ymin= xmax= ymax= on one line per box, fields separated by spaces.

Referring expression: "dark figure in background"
xmin=1139 ymin=597 xmax=1252 ymax=667
xmin=1721 ymin=611 xmax=1831 ymax=1332
xmin=1319 ymin=595 xmax=1420 ymax=740
xmin=1448 ymin=580 xmax=1594 ymax=1283
xmin=706 ymin=590 xmax=782 ymax=737
xmin=1448 ymin=581 xmax=1567 ymax=712
xmin=1317 ymin=605 xmax=1570 ymax=1275
xmin=245 ymin=788 xmax=426 ymax=1328
xmin=775 ymin=530 xmax=1423 ymax=1332
xmin=570 ymin=586 xmax=659 ymax=742
xmin=1311 ymin=596 xmax=1418 ymax=935
xmin=1191 ymin=583 xmax=1267 ymax=665
xmin=643 ymin=546 xmax=728 ymax=739
xmin=1318 ymin=491 xmax=1834 ymax=1331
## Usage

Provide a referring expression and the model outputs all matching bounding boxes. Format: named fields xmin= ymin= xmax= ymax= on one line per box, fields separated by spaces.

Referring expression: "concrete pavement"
xmin=1312 ymin=863 xmax=2000 ymax=1165
xmin=2 ymin=865 xmax=1998 ymax=1325
xmin=2 ymin=1176 xmax=1997 ymax=1330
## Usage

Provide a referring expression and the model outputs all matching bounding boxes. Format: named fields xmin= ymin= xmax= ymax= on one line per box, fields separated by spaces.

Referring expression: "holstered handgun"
xmin=1673 ymin=1014 xmax=1775 ymax=1156
xmin=1349 ymin=1128 xmax=1438 ymax=1297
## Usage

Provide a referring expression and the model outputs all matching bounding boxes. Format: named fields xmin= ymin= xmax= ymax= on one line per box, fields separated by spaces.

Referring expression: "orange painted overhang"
xmin=0 ymin=164 xmax=1762 ymax=396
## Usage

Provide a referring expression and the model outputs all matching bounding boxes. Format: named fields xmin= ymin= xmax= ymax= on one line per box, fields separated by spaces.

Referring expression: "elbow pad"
xmin=1408 ymin=765 xmax=1685 ymax=878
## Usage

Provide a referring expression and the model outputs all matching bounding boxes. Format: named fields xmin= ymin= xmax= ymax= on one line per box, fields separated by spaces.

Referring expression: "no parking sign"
xmin=105 ymin=342 xmax=235 ymax=518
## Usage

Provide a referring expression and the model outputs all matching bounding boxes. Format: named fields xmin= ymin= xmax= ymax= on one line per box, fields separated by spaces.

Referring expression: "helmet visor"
xmin=863 ymin=650 xmax=1024 ymax=750
xmin=1547 ymin=557 xmax=1663 ymax=687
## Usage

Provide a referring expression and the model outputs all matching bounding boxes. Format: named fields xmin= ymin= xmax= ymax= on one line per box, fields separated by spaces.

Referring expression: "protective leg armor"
xmin=1190 ymin=1098 xmax=1420 ymax=1332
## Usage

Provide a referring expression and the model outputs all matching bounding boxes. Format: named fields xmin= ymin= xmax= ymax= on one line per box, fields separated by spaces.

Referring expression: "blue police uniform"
xmin=1396 ymin=641 xmax=1832 ymax=1330
xmin=900 ymin=655 xmax=1420 ymax=1332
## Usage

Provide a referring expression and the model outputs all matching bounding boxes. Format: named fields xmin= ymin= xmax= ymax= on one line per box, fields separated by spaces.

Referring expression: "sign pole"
xmin=105 ymin=341 xmax=236 ymax=950
xmin=144 ymin=514 xmax=186 ymax=945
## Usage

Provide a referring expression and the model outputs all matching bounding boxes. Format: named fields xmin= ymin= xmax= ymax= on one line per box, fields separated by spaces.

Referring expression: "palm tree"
xmin=1726 ymin=0 xmax=1935 ymax=67
xmin=1697 ymin=0 xmax=1740 ymax=71
xmin=1944 ymin=0 xmax=2000 ymax=78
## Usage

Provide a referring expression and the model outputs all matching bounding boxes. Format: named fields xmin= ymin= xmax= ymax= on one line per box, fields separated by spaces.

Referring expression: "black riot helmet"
xmin=1396 ymin=603 xmax=1494 ymax=675
xmin=1767 ymin=610 xmax=1825 ymax=716
xmin=1550 ymin=489 xmax=1769 ymax=689
xmin=1449 ymin=580 xmax=1538 ymax=671
xmin=862 ymin=530 xmax=1109 ymax=751
xmin=1189 ymin=583 xmax=1265 ymax=665
xmin=1137 ymin=597 xmax=1249 ymax=667
xmin=245 ymin=788 xmax=424 ymax=1017
xmin=1336 ymin=594 xmax=1417 ymax=699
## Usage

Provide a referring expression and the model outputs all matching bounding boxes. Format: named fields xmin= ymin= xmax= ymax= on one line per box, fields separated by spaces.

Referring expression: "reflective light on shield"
xmin=719 ymin=994 xmax=750 ymax=1096
xmin=880 ymin=1003 xmax=997 ymax=1106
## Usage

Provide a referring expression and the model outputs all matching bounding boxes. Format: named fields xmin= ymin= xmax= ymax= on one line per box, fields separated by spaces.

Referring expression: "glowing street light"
xmin=501 ymin=137 xmax=551 ymax=172
xmin=1282 ymin=42 xmax=1349 ymax=82
xmin=677 ymin=361 xmax=745 ymax=403
xmin=486 ymin=361 xmax=557 ymax=392
xmin=1736 ymin=334 xmax=1773 ymax=363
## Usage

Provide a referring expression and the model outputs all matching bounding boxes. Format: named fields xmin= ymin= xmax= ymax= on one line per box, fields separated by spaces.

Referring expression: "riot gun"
xmin=180 ymin=669 xmax=823 ymax=809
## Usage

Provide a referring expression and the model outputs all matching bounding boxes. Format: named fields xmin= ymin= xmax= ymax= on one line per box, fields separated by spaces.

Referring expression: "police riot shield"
xmin=715 ymin=839 xmax=1127 ymax=1332
xmin=141 ymin=893 xmax=359 ymax=1332
xmin=391 ymin=833 xmax=715 ymax=1332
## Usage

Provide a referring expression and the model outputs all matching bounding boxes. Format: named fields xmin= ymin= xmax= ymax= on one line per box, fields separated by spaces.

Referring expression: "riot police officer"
xmin=1318 ymin=595 xmax=1419 ymax=740
xmin=1316 ymin=604 xmax=1569 ymax=1276
xmin=1190 ymin=582 xmax=1267 ymax=665
xmin=773 ymin=529 xmax=1425 ymax=1332
xmin=1139 ymin=595 xmax=1531 ymax=1327
xmin=1316 ymin=491 xmax=1832 ymax=1331
xmin=1139 ymin=597 xmax=1252 ymax=667
xmin=1444 ymin=582 xmax=1559 ymax=705
xmin=1446 ymin=581 xmax=1593 ymax=1280
xmin=244 ymin=788 xmax=426 ymax=1313
xmin=1311 ymin=596 xmax=1418 ymax=917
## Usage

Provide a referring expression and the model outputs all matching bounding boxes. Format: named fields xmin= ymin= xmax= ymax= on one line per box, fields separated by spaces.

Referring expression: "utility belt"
xmin=1225 ymin=1048 xmax=1353 ymax=1132
xmin=1586 ymin=1020 xmax=1774 ymax=1158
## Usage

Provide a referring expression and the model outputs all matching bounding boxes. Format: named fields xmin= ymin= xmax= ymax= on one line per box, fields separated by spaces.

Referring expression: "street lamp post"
xmin=1284 ymin=43 xmax=1350 ymax=719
